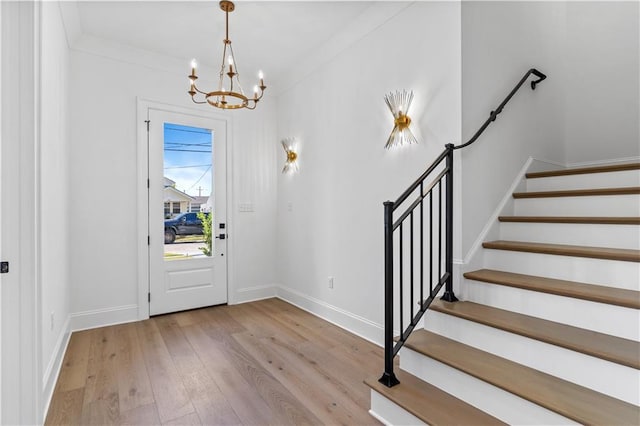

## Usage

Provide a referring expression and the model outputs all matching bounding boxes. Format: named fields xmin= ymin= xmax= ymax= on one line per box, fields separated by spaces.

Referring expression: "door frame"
xmin=136 ymin=99 xmax=234 ymax=320
xmin=1 ymin=1 xmax=42 ymax=423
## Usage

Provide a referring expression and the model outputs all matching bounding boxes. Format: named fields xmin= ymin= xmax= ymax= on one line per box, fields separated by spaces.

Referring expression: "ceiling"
xmin=72 ymin=1 xmax=388 ymax=91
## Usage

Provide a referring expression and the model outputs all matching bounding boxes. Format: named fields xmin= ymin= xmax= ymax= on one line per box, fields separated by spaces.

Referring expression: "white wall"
xmin=460 ymin=1 xmax=568 ymax=256
xmin=276 ymin=2 xmax=461 ymax=342
xmin=563 ymin=1 xmax=639 ymax=165
xmin=40 ymin=1 xmax=71 ymax=407
xmin=68 ymin=38 xmax=277 ymax=325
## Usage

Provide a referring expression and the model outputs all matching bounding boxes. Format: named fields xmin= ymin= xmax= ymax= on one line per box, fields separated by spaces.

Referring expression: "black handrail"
xmin=379 ymin=68 xmax=546 ymax=387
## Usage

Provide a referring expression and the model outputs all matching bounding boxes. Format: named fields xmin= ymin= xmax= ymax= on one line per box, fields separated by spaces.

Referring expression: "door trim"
xmin=136 ymin=99 xmax=233 ymax=320
xmin=1 ymin=1 xmax=42 ymax=423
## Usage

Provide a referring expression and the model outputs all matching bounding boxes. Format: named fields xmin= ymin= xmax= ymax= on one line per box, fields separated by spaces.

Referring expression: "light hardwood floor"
xmin=45 ymin=298 xmax=384 ymax=425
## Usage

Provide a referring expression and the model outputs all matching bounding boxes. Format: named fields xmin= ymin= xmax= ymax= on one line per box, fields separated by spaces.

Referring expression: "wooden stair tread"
xmin=430 ymin=300 xmax=640 ymax=369
xmin=513 ymin=186 xmax=640 ymax=198
xmin=404 ymin=330 xmax=640 ymax=425
xmin=526 ymin=162 xmax=640 ymax=178
xmin=464 ymin=269 xmax=640 ymax=309
xmin=498 ymin=216 xmax=640 ymax=225
xmin=483 ymin=240 xmax=640 ymax=262
xmin=365 ymin=370 xmax=505 ymax=425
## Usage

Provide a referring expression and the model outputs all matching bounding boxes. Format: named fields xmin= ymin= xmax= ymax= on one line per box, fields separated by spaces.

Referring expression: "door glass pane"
xmin=163 ymin=123 xmax=213 ymax=261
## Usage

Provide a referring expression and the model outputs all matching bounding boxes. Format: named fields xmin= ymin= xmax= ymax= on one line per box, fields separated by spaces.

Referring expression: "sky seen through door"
xmin=164 ymin=123 xmax=212 ymax=197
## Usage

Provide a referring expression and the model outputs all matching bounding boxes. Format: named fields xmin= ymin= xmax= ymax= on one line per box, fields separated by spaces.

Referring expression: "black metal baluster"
xmin=420 ymin=183 xmax=424 ymax=309
xmin=429 ymin=191 xmax=433 ymax=298
xmin=438 ymin=180 xmax=442 ymax=284
xmin=410 ymin=212 xmax=414 ymax=321
xmin=399 ymin=222 xmax=403 ymax=335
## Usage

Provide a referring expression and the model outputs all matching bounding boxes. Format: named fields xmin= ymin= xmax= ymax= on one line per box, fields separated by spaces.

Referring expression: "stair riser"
xmin=499 ymin=222 xmax=640 ymax=250
xmin=513 ymin=194 xmax=640 ymax=216
xmin=423 ymin=312 xmax=640 ymax=405
xmin=399 ymin=347 xmax=578 ymax=425
xmin=526 ymin=169 xmax=640 ymax=192
xmin=483 ymin=249 xmax=640 ymax=290
xmin=463 ymin=279 xmax=640 ymax=340
xmin=369 ymin=391 xmax=425 ymax=426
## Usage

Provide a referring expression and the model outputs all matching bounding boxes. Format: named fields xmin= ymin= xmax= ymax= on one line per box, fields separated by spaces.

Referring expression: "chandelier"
xmin=188 ymin=1 xmax=266 ymax=110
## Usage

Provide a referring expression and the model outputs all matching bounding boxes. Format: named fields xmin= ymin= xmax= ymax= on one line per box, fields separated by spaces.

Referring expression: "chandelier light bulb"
xmin=190 ymin=59 xmax=198 ymax=70
xmin=228 ymin=56 xmax=233 ymax=65
xmin=258 ymin=70 xmax=264 ymax=79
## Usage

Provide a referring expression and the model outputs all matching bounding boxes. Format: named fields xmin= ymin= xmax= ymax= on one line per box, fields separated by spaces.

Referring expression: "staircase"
xmin=366 ymin=162 xmax=640 ymax=425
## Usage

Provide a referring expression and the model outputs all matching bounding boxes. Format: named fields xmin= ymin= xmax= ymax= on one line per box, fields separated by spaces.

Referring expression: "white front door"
xmin=148 ymin=108 xmax=228 ymax=315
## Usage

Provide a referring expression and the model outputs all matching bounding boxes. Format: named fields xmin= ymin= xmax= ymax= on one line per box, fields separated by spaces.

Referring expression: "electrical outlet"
xmin=50 ymin=311 xmax=55 ymax=331
xmin=328 ymin=276 xmax=334 ymax=289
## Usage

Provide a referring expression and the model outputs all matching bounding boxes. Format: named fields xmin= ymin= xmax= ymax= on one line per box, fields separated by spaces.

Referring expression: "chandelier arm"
xmin=228 ymin=44 xmax=245 ymax=95
xmin=192 ymin=84 xmax=209 ymax=96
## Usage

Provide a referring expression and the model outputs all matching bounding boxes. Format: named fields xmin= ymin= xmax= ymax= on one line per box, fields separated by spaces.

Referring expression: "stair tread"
xmin=498 ymin=216 xmax=640 ymax=225
xmin=365 ymin=370 xmax=505 ymax=425
xmin=526 ymin=162 xmax=640 ymax=178
xmin=513 ymin=186 xmax=640 ymax=198
xmin=483 ymin=240 xmax=640 ymax=262
xmin=464 ymin=269 xmax=640 ymax=309
xmin=404 ymin=329 xmax=640 ymax=425
xmin=430 ymin=300 xmax=640 ymax=369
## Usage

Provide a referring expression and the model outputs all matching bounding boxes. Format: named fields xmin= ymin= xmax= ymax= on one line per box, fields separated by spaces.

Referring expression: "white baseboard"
xmin=70 ymin=304 xmax=139 ymax=332
xmin=230 ymin=284 xmax=277 ymax=305
xmin=41 ymin=315 xmax=71 ymax=422
xmin=276 ymin=285 xmax=384 ymax=347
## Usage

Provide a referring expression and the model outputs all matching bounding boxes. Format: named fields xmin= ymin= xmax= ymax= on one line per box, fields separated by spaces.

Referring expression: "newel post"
xmin=379 ymin=201 xmax=400 ymax=387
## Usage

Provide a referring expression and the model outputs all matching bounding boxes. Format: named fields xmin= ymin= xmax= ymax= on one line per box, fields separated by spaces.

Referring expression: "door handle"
xmin=215 ymin=233 xmax=226 ymax=240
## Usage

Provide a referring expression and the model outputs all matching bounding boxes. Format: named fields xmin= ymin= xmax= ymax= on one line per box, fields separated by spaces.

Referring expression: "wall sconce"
xmin=384 ymin=90 xmax=417 ymax=149
xmin=281 ymin=138 xmax=299 ymax=173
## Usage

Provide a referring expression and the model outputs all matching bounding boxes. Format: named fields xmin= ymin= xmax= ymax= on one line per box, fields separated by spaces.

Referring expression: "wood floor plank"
xmin=526 ymin=162 xmax=640 ymax=178
xmin=80 ymin=326 xmax=120 ymax=425
xmin=55 ymin=330 xmax=92 ymax=392
xmin=154 ymin=314 xmax=242 ymax=425
xmin=233 ymin=331 xmax=374 ymax=425
xmin=431 ymin=300 xmax=640 ymax=369
xmin=135 ymin=319 xmax=196 ymax=423
xmin=198 ymin=319 xmax=321 ymax=425
xmin=118 ymin=403 xmax=161 ymax=426
xmin=44 ymin=388 xmax=85 ymax=426
xmin=114 ymin=323 xmax=155 ymax=413
xmin=405 ymin=330 xmax=640 ymax=425
xmin=483 ymin=240 xmax=640 ymax=262
xmin=498 ymin=216 xmax=640 ymax=225
xmin=465 ymin=268 xmax=640 ymax=309
xmin=512 ymin=186 xmax=640 ymax=198
xmin=163 ymin=411 xmax=202 ymax=426
xmin=181 ymin=322 xmax=278 ymax=425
